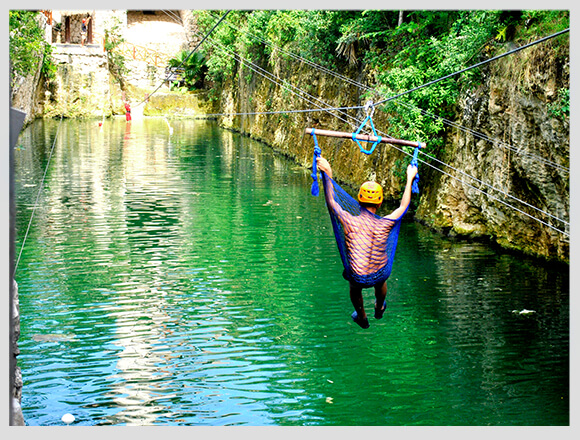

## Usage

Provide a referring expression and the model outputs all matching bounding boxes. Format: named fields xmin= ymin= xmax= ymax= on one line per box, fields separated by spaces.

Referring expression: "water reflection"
xmin=14 ymin=118 xmax=568 ymax=426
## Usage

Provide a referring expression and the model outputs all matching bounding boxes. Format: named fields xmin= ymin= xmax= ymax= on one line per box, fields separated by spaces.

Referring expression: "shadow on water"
xmin=14 ymin=118 xmax=568 ymax=426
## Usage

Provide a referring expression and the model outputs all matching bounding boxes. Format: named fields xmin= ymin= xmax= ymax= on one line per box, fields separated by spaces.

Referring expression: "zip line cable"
xmin=220 ymin=11 xmax=568 ymax=173
xmin=14 ymin=13 xmax=568 ymax=276
xmin=373 ymin=28 xmax=570 ymax=107
xmin=165 ymin=10 xmax=367 ymax=130
xmin=14 ymin=116 xmax=63 ymax=277
xmin=392 ymin=100 xmax=570 ymax=173
xmin=174 ymin=13 xmax=570 ymax=235
xmin=195 ymin=22 xmax=569 ymax=232
xmin=162 ymin=10 xmax=364 ymax=130
xmin=199 ymin=106 xmax=365 ymax=118
xmin=161 ymin=9 xmax=191 ymax=43
xmin=204 ymin=10 xmax=372 ymax=93
xmin=196 ymin=31 xmax=363 ymax=130
xmin=383 ymin=140 xmax=569 ymax=237
xmin=375 ymin=126 xmax=570 ymax=229
xmin=16 ymin=12 xmax=231 ymax=275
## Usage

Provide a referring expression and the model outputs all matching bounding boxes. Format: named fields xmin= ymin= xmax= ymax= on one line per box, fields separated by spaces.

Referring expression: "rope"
xmin=410 ymin=144 xmax=421 ymax=194
xmin=197 ymin=31 xmax=361 ymax=130
xmin=393 ymin=100 xmax=569 ymax=173
xmin=310 ymin=132 xmax=321 ymax=196
xmin=196 ymin=106 xmax=365 ymax=118
xmin=377 ymin=126 xmax=569 ymax=227
xmin=14 ymin=116 xmax=63 ymax=277
xmin=200 ymin=13 xmax=569 ymax=174
xmin=174 ymin=10 xmax=364 ymax=129
xmin=376 ymin=138 xmax=569 ymax=237
xmin=209 ymin=25 xmax=569 ymax=232
xmin=351 ymin=107 xmax=382 ymax=155
xmin=217 ymin=11 xmax=568 ymax=173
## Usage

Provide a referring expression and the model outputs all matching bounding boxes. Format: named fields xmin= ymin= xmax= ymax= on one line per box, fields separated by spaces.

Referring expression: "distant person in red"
xmin=124 ymin=101 xmax=131 ymax=122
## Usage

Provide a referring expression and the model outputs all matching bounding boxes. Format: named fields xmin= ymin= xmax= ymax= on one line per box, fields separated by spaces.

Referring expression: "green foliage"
xmin=9 ymin=10 xmax=56 ymax=88
xmin=549 ymin=88 xmax=569 ymax=119
xmin=293 ymin=11 xmax=355 ymax=68
xmin=40 ymin=40 xmax=57 ymax=82
xmin=168 ymin=50 xmax=207 ymax=90
xmin=520 ymin=10 xmax=569 ymax=39
xmin=193 ymin=9 xmax=569 ymax=156
xmin=195 ymin=10 xmax=354 ymax=84
xmin=194 ymin=10 xmax=241 ymax=84
xmin=371 ymin=11 xmax=504 ymax=153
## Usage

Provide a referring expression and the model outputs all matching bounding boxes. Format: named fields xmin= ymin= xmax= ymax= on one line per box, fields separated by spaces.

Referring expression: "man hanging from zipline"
xmin=315 ymin=155 xmax=418 ymax=329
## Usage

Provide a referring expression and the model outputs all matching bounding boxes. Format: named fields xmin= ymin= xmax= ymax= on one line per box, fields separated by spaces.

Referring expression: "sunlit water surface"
xmin=14 ymin=118 xmax=569 ymax=426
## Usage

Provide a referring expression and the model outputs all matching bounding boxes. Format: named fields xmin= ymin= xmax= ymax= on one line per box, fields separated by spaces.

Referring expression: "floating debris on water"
xmin=61 ymin=413 xmax=75 ymax=424
xmin=511 ymin=309 xmax=536 ymax=316
xmin=32 ymin=334 xmax=76 ymax=342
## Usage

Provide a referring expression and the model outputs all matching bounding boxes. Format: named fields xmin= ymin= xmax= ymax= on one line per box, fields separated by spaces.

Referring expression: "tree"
xmin=103 ymin=15 xmax=129 ymax=89
xmin=9 ymin=11 xmax=55 ymax=90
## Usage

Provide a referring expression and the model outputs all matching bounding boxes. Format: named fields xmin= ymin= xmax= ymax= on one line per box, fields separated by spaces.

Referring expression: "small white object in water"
xmin=61 ymin=413 xmax=75 ymax=424
xmin=512 ymin=309 xmax=536 ymax=315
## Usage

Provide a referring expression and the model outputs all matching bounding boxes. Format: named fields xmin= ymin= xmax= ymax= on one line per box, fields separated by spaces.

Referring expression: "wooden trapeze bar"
xmin=305 ymin=128 xmax=422 ymax=148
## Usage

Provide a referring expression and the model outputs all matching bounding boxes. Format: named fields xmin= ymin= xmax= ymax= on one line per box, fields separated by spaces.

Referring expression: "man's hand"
xmin=407 ymin=164 xmax=418 ymax=182
xmin=316 ymin=156 xmax=332 ymax=179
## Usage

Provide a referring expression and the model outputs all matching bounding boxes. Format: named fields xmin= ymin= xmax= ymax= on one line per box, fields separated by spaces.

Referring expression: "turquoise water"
xmin=14 ymin=118 xmax=569 ymax=426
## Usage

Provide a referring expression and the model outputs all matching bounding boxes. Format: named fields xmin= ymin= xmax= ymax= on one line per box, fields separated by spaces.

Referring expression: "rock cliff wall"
xmin=415 ymin=41 xmax=569 ymax=262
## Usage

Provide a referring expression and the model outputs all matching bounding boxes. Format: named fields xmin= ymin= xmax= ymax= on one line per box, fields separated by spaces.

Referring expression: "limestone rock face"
xmin=45 ymin=44 xmax=117 ymax=118
xmin=414 ymin=42 xmax=569 ymax=262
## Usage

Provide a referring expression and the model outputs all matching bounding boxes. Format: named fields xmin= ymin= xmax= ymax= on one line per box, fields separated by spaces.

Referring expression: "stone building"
xmin=49 ymin=10 xmax=194 ymax=59
xmin=51 ymin=10 xmax=94 ymax=44
xmin=37 ymin=9 xmax=197 ymax=117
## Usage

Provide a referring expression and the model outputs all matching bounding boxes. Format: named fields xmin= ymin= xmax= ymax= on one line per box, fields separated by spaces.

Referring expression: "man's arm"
xmin=385 ymin=164 xmax=418 ymax=220
xmin=316 ymin=156 xmax=346 ymax=215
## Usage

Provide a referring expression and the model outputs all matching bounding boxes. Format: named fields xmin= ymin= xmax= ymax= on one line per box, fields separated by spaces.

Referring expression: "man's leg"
xmin=374 ymin=281 xmax=387 ymax=319
xmin=349 ymin=281 xmax=369 ymax=328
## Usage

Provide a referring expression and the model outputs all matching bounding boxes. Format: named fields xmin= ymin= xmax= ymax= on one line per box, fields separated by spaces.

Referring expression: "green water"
xmin=14 ymin=118 xmax=569 ymax=426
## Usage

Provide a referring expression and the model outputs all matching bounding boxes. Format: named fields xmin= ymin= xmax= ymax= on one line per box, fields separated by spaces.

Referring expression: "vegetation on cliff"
xmin=193 ymin=10 xmax=569 ymax=156
xmin=9 ymin=11 xmax=56 ymax=92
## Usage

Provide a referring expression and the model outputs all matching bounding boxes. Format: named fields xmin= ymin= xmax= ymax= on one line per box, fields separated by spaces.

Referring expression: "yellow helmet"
xmin=358 ymin=181 xmax=383 ymax=204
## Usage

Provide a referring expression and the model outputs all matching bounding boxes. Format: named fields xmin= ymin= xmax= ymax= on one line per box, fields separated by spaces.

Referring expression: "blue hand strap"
xmin=410 ymin=143 xmax=421 ymax=194
xmin=311 ymin=132 xmax=321 ymax=196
